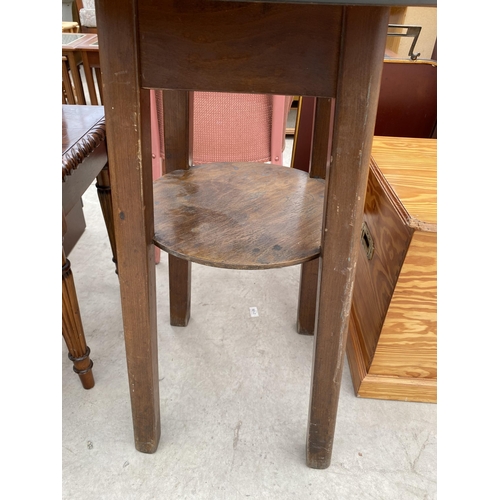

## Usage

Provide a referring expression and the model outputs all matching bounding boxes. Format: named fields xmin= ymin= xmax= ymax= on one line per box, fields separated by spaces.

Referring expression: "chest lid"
xmin=370 ymin=136 xmax=437 ymax=232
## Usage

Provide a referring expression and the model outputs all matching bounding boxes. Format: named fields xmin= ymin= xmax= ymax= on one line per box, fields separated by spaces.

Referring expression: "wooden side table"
xmin=95 ymin=0 xmax=436 ymax=469
xmin=62 ymin=105 xmax=117 ymax=388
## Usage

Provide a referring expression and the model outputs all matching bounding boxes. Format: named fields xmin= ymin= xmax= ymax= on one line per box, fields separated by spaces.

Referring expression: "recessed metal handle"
xmin=361 ymin=222 xmax=374 ymax=260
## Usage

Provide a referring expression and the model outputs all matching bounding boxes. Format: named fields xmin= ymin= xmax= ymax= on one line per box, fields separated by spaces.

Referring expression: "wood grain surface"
xmin=370 ymin=230 xmax=437 ymax=379
xmin=346 ymin=136 xmax=437 ymax=403
xmin=153 ymin=162 xmax=325 ymax=269
xmin=349 ymin=158 xmax=413 ymax=367
xmin=371 ymin=136 xmax=436 ymax=229
xmin=138 ymin=0 xmax=343 ymax=97
xmin=346 ymin=320 xmax=436 ymax=403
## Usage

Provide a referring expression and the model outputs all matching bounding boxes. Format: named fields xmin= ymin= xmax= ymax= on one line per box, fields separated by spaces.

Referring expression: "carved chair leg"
xmin=96 ymin=164 xmax=118 ymax=273
xmin=62 ymin=247 xmax=95 ymax=389
xmin=297 ymin=258 xmax=319 ymax=335
xmin=168 ymin=255 xmax=191 ymax=326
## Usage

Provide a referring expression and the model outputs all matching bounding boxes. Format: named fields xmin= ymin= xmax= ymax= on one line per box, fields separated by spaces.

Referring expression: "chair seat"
xmin=153 ymin=162 xmax=325 ymax=269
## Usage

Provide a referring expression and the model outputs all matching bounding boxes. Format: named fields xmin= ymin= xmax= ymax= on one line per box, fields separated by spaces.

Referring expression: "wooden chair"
xmin=95 ymin=0 xmax=429 ymax=469
xmin=151 ymin=91 xmax=293 ymax=263
xmin=153 ymin=92 xmax=292 ymax=169
xmin=62 ymin=56 xmax=76 ymax=104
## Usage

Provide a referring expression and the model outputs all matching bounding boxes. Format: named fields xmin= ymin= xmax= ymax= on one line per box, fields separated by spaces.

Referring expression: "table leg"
xmin=96 ymin=163 xmax=118 ymax=273
xmin=168 ymin=255 xmax=192 ymax=326
xmin=297 ymin=258 xmax=319 ymax=335
xmin=161 ymin=90 xmax=194 ymax=326
xmin=62 ymin=214 xmax=95 ymax=389
xmin=306 ymin=6 xmax=390 ymax=469
xmin=296 ymin=97 xmax=335 ymax=335
xmin=95 ymin=0 xmax=161 ymax=450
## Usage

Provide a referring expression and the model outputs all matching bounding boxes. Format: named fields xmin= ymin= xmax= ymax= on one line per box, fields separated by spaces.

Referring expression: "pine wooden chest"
xmin=347 ymin=136 xmax=437 ymax=403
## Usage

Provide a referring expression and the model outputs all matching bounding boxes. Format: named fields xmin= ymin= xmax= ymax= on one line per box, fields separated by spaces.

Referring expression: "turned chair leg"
xmin=62 ymin=245 xmax=95 ymax=389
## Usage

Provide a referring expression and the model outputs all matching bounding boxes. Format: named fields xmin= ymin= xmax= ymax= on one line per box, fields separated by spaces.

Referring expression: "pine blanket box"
xmin=347 ymin=136 xmax=437 ymax=403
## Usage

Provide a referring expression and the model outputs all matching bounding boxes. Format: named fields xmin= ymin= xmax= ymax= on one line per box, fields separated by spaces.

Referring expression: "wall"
xmin=394 ymin=7 xmax=437 ymax=60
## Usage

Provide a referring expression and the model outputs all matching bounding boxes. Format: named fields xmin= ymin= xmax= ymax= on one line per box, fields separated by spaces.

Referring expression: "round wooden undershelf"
xmin=153 ymin=162 xmax=325 ymax=269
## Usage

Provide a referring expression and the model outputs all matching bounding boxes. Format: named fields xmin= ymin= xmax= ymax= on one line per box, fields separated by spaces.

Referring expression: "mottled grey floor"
xmin=62 ymin=140 xmax=436 ymax=499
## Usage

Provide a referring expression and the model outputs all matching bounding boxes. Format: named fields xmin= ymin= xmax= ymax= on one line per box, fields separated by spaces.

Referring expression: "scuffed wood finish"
xmin=95 ymin=0 xmax=160 ymax=453
xmin=346 ymin=136 xmax=437 ymax=403
xmin=306 ymin=6 xmax=389 ymax=469
xmin=139 ymin=1 xmax=343 ymax=97
xmin=153 ymin=162 xmax=325 ymax=269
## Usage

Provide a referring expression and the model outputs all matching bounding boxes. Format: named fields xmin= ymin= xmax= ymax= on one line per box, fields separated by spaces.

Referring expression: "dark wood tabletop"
xmin=62 ymin=105 xmax=105 ymax=181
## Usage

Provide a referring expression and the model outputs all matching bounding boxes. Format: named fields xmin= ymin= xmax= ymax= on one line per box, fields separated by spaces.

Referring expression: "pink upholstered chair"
xmin=151 ymin=90 xmax=293 ymax=262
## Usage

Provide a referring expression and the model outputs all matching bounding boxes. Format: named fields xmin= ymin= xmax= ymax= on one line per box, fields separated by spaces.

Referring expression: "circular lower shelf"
xmin=153 ymin=162 xmax=325 ymax=269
